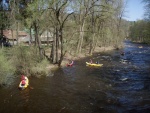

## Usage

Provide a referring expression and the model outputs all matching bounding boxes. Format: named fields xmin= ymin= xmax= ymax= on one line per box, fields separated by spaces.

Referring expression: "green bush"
xmin=9 ymin=46 xmax=50 ymax=77
xmin=0 ymin=50 xmax=15 ymax=85
xmin=30 ymin=59 xmax=49 ymax=77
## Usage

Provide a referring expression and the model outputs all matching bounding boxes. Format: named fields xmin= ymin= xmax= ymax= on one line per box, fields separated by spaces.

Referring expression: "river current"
xmin=0 ymin=41 xmax=150 ymax=113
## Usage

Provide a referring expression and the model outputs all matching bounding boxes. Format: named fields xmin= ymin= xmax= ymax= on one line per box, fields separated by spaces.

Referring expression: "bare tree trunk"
xmin=16 ymin=21 xmax=19 ymax=45
xmin=34 ymin=33 xmax=37 ymax=46
xmin=79 ymin=23 xmax=85 ymax=53
xmin=89 ymin=33 xmax=95 ymax=54
xmin=56 ymin=27 xmax=59 ymax=63
xmin=29 ymin=26 xmax=32 ymax=46
xmin=58 ymin=29 xmax=63 ymax=66
xmin=34 ymin=22 xmax=38 ymax=47
xmin=34 ymin=21 xmax=43 ymax=58
xmin=77 ymin=21 xmax=85 ymax=53
xmin=11 ymin=29 xmax=14 ymax=45
xmin=47 ymin=30 xmax=49 ymax=46
xmin=0 ymin=28 xmax=3 ymax=48
xmin=52 ymin=39 xmax=56 ymax=63
xmin=89 ymin=0 xmax=95 ymax=55
xmin=76 ymin=37 xmax=81 ymax=53
xmin=0 ymin=28 xmax=2 ymax=36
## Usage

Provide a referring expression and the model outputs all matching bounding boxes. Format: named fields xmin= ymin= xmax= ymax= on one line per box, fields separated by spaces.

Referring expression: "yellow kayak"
xmin=18 ymin=77 xmax=29 ymax=90
xmin=86 ymin=62 xmax=103 ymax=67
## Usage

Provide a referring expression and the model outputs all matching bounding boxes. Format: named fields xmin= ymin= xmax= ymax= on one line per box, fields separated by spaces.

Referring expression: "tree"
xmin=0 ymin=0 xmax=10 ymax=43
xmin=41 ymin=0 xmax=74 ymax=66
xmin=129 ymin=20 xmax=150 ymax=43
xmin=143 ymin=0 xmax=150 ymax=20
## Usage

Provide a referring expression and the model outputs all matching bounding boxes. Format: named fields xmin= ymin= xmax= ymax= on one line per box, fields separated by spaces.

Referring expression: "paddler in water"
xmin=21 ymin=75 xmax=27 ymax=85
xmin=96 ymin=61 xmax=99 ymax=64
xmin=21 ymin=75 xmax=27 ymax=80
xmin=120 ymin=51 xmax=125 ymax=56
xmin=90 ymin=59 xmax=93 ymax=64
xmin=21 ymin=80 xmax=26 ymax=86
xmin=69 ymin=60 xmax=74 ymax=65
xmin=67 ymin=60 xmax=74 ymax=66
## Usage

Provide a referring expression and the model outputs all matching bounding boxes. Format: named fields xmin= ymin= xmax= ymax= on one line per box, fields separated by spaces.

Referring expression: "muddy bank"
xmin=46 ymin=46 xmax=116 ymax=70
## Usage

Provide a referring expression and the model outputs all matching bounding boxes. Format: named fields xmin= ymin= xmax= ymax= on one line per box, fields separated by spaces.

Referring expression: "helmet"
xmin=21 ymin=80 xmax=26 ymax=85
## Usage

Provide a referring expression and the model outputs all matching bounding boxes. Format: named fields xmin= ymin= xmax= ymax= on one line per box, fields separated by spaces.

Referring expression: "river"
xmin=0 ymin=40 xmax=150 ymax=113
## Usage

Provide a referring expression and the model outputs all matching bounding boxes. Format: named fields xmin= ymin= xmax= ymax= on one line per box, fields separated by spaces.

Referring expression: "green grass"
xmin=0 ymin=49 xmax=16 ymax=85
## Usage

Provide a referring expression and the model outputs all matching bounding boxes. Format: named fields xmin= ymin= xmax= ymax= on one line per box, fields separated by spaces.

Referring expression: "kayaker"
xmin=70 ymin=60 xmax=74 ymax=65
xmin=21 ymin=75 xmax=28 ymax=81
xmin=21 ymin=80 xmax=26 ymax=86
xmin=21 ymin=75 xmax=25 ymax=80
xmin=96 ymin=61 xmax=99 ymax=64
xmin=120 ymin=51 xmax=125 ymax=56
xmin=90 ymin=59 xmax=93 ymax=64
xmin=68 ymin=60 xmax=74 ymax=66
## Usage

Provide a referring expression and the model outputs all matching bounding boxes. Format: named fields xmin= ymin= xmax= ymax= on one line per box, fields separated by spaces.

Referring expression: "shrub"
xmin=30 ymin=59 xmax=49 ymax=77
xmin=9 ymin=46 xmax=50 ymax=77
xmin=0 ymin=50 xmax=15 ymax=85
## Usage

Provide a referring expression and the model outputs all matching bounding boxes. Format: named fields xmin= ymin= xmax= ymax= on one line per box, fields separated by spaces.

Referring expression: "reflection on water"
xmin=0 ymin=41 xmax=150 ymax=113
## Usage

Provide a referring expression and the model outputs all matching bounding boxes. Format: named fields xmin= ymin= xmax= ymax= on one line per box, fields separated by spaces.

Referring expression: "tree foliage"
xmin=129 ymin=0 xmax=150 ymax=43
xmin=129 ymin=20 xmax=150 ymax=43
xmin=143 ymin=0 xmax=150 ymax=20
xmin=1 ymin=0 xmax=129 ymax=66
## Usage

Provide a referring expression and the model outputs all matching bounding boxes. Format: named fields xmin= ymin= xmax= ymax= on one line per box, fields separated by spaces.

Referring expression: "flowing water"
xmin=0 ymin=41 xmax=150 ymax=113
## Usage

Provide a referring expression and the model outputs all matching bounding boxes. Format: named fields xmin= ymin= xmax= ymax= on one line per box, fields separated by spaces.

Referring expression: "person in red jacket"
xmin=21 ymin=80 xmax=26 ymax=86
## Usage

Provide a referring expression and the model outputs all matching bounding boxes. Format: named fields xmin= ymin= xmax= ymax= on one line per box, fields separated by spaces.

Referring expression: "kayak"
xmin=86 ymin=62 xmax=103 ymax=67
xmin=18 ymin=77 xmax=29 ymax=90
